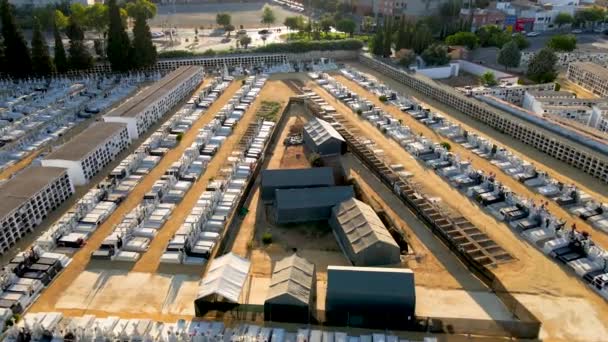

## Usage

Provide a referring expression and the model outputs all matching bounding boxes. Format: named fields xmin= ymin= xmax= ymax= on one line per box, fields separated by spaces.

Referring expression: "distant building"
xmin=0 ymin=166 xmax=73 ymax=254
xmin=459 ymin=8 xmax=506 ymax=30
xmin=9 ymin=0 xmax=94 ymax=8
xmin=325 ymin=266 xmax=416 ymax=327
xmin=104 ymin=66 xmax=203 ymax=140
xmin=303 ymin=118 xmax=346 ymax=156
xmin=459 ymin=83 xmax=556 ymax=106
xmin=260 ymin=167 xmax=335 ymax=202
xmin=496 ymin=0 xmax=577 ymax=32
xmin=264 ymin=254 xmax=316 ymax=323
xmin=41 ymin=122 xmax=130 ymax=186
xmin=567 ymin=62 xmax=608 ymax=98
xmin=274 ymin=186 xmax=354 ymax=224
xmin=329 ymin=198 xmax=401 ymax=266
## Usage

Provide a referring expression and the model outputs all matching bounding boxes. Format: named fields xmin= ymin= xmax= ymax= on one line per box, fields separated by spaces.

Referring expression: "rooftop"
xmin=105 ymin=66 xmax=201 ymax=118
xmin=196 ymin=252 xmax=250 ymax=303
xmin=304 ymin=118 xmax=345 ymax=146
xmin=527 ymin=90 xmax=575 ymax=98
xmin=261 ymin=167 xmax=335 ymax=189
xmin=275 ymin=186 xmax=354 ymax=210
xmin=570 ymin=62 xmax=608 ymax=80
xmin=45 ymin=122 xmax=127 ymax=161
xmin=0 ymin=166 xmax=67 ymax=219
xmin=543 ymin=105 xmax=592 ymax=112
xmin=266 ymin=254 xmax=315 ymax=305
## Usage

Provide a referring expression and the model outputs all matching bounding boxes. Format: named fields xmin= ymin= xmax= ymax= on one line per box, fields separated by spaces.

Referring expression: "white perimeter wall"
xmin=414 ymin=63 xmax=460 ymax=79
xmin=456 ymin=60 xmax=518 ymax=84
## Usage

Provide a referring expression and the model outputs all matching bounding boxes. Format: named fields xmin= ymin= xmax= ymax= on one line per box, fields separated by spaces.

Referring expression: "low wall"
xmin=456 ymin=60 xmax=518 ymax=83
xmin=412 ymin=63 xmax=459 ymax=79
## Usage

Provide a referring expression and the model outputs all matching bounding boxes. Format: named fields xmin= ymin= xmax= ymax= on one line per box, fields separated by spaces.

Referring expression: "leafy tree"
xmin=575 ymin=6 xmax=604 ymax=28
xmin=476 ymin=25 xmax=510 ymax=47
xmin=106 ymin=0 xmax=131 ymax=71
xmin=84 ymin=4 xmax=108 ymax=37
xmin=398 ymin=49 xmax=416 ymax=67
xmin=319 ymin=15 xmax=334 ymax=33
xmin=54 ymin=9 xmax=69 ymax=30
xmin=382 ymin=20 xmax=392 ymax=57
xmin=497 ymin=40 xmax=521 ymax=70
xmin=445 ymin=31 xmax=479 ymax=50
xmin=69 ymin=3 xmax=88 ymax=28
xmin=0 ymin=0 xmax=32 ymax=76
xmin=336 ymin=18 xmax=356 ymax=37
xmin=361 ymin=16 xmax=374 ymax=33
xmin=31 ymin=17 xmax=55 ymax=75
xmin=480 ymin=71 xmax=497 ymax=86
xmin=53 ymin=22 xmax=68 ymax=72
xmin=527 ymin=48 xmax=558 ymax=83
xmin=554 ymin=12 xmax=573 ymax=28
xmin=284 ymin=16 xmax=304 ymax=31
xmin=547 ymin=34 xmax=576 ymax=52
xmin=126 ymin=0 xmax=156 ymax=20
xmin=66 ymin=18 xmax=92 ymax=70
xmin=371 ymin=29 xmax=384 ymax=56
xmin=421 ymin=43 xmax=450 ymax=66
xmin=131 ymin=12 xmax=156 ymax=69
xmin=261 ymin=4 xmax=275 ymax=27
xmin=216 ymin=12 xmax=231 ymax=28
xmin=511 ymin=33 xmax=529 ymax=50
xmin=239 ymin=34 xmax=252 ymax=48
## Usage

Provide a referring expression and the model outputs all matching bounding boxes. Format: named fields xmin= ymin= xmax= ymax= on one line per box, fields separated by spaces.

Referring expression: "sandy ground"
xmin=556 ymin=74 xmax=600 ymax=99
xmin=27 ymin=78 xmax=238 ymax=316
xmin=346 ymin=62 xmax=608 ymax=200
xmin=416 ymin=287 xmax=514 ymax=321
xmin=332 ymin=73 xmax=608 ymax=251
xmin=303 ymin=74 xmax=608 ymax=342
xmin=132 ymin=80 xmax=292 ymax=272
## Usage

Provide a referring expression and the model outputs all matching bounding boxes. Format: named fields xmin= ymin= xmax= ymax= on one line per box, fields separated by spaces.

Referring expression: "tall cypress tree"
xmin=107 ymin=0 xmax=131 ymax=71
xmin=0 ymin=0 xmax=32 ymax=76
xmin=53 ymin=23 xmax=68 ymax=73
xmin=382 ymin=19 xmax=392 ymax=57
xmin=0 ymin=39 xmax=6 ymax=73
xmin=31 ymin=17 xmax=55 ymax=75
xmin=66 ymin=18 xmax=92 ymax=70
xmin=131 ymin=12 xmax=156 ymax=69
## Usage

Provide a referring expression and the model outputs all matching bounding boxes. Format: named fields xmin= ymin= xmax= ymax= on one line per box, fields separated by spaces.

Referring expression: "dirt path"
xmin=333 ymin=74 xmax=608 ymax=250
xmin=28 ymin=79 xmax=239 ymax=313
xmin=303 ymin=76 xmax=608 ymax=336
xmin=347 ymin=62 xmax=608 ymax=199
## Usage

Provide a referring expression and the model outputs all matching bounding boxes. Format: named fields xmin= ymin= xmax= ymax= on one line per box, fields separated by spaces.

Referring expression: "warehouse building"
xmin=329 ymin=198 xmax=401 ymax=266
xmin=104 ymin=66 xmax=204 ymax=139
xmin=303 ymin=118 xmax=346 ymax=156
xmin=41 ymin=122 xmax=130 ymax=186
xmin=264 ymin=254 xmax=316 ymax=323
xmin=0 ymin=166 xmax=73 ymax=254
xmin=567 ymin=62 xmax=608 ymax=98
xmin=325 ymin=266 xmax=416 ymax=328
xmin=194 ymin=253 xmax=251 ymax=316
xmin=360 ymin=55 xmax=608 ymax=184
xmin=260 ymin=167 xmax=335 ymax=202
xmin=274 ymin=186 xmax=354 ymax=224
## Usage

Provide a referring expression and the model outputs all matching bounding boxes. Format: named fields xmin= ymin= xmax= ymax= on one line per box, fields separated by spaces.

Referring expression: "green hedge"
xmin=158 ymin=39 xmax=363 ymax=59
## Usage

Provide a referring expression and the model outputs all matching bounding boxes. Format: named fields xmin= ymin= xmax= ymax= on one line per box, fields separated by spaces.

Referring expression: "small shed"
xmin=260 ymin=167 xmax=335 ymax=202
xmin=329 ymin=198 xmax=401 ymax=266
xmin=274 ymin=186 xmax=355 ymax=224
xmin=303 ymin=118 xmax=346 ymax=156
xmin=194 ymin=253 xmax=251 ymax=316
xmin=325 ymin=265 xmax=415 ymax=328
xmin=264 ymin=254 xmax=316 ymax=323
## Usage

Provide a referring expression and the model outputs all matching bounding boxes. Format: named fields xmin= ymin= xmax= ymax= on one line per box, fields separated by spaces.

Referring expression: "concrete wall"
xmin=521 ymin=51 xmax=608 ymax=69
xmin=456 ymin=60 xmax=518 ymax=83
xmin=413 ymin=63 xmax=460 ymax=79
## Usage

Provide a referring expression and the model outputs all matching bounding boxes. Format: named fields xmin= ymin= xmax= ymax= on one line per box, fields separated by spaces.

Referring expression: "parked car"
xmin=572 ymin=29 xmax=583 ymax=34
xmin=526 ymin=31 xmax=540 ymax=37
xmin=258 ymin=29 xmax=270 ymax=35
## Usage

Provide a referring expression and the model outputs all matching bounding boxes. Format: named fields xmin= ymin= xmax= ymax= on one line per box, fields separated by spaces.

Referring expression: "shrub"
xmin=440 ymin=141 xmax=451 ymax=151
xmin=308 ymin=152 xmax=323 ymax=167
xmin=262 ymin=232 xmax=272 ymax=244
xmin=176 ymin=133 xmax=184 ymax=142
xmin=555 ymin=82 xmax=561 ymax=91
xmin=379 ymin=95 xmax=388 ymax=102
xmin=356 ymin=109 xmax=363 ymax=115
xmin=254 ymin=39 xmax=363 ymax=53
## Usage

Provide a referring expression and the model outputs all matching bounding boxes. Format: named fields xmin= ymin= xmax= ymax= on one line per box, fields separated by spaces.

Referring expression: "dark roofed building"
xmin=274 ymin=186 xmax=354 ymax=224
xmin=325 ymin=265 xmax=416 ymax=328
xmin=260 ymin=167 xmax=335 ymax=201
xmin=303 ymin=118 xmax=346 ymax=156
xmin=264 ymin=254 xmax=316 ymax=323
xmin=330 ymin=198 xmax=401 ymax=266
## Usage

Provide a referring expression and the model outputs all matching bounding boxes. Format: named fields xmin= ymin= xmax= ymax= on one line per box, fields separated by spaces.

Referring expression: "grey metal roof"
xmin=275 ymin=186 xmax=354 ymax=210
xmin=304 ymin=118 xmax=345 ymax=147
xmin=0 ymin=166 xmax=67 ymax=219
xmin=261 ymin=167 xmax=335 ymax=189
xmin=332 ymin=198 xmax=399 ymax=255
xmin=105 ymin=66 xmax=201 ymax=118
xmin=266 ymin=254 xmax=315 ymax=305
xmin=45 ymin=122 xmax=126 ymax=161
xmin=326 ymin=265 xmax=415 ymax=303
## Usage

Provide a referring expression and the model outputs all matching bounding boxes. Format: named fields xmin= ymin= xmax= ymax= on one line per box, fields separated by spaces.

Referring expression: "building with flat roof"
xmin=0 ymin=166 xmax=73 ymax=254
xmin=325 ymin=265 xmax=415 ymax=327
xmin=41 ymin=122 xmax=130 ymax=186
xmin=260 ymin=167 xmax=335 ymax=201
xmin=458 ymin=82 xmax=555 ymax=106
xmin=274 ymin=186 xmax=354 ymax=224
xmin=264 ymin=254 xmax=316 ymax=323
xmin=104 ymin=66 xmax=204 ymax=139
xmin=303 ymin=118 xmax=346 ymax=156
xmin=567 ymin=62 xmax=608 ymax=97
xmin=329 ymin=198 xmax=401 ymax=266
